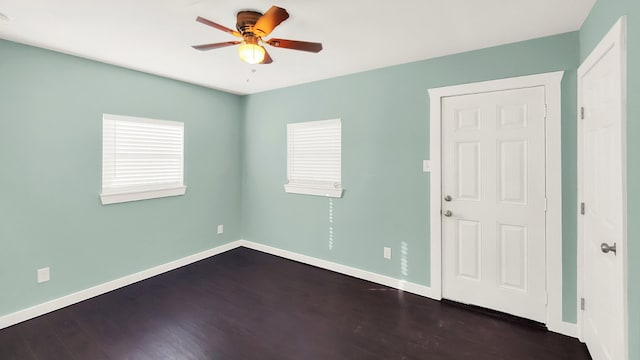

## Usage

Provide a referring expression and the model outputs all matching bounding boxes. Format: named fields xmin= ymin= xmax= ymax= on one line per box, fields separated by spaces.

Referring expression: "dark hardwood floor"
xmin=0 ymin=247 xmax=591 ymax=359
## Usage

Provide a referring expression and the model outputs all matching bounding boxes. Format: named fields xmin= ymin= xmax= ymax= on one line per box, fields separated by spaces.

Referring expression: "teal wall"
xmin=3 ymin=7 xmax=633 ymax=354
xmin=580 ymin=1 xmax=640 ymax=358
xmin=242 ymin=33 xmax=581 ymax=322
xmin=0 ymin=39 xmax=243 ymax=316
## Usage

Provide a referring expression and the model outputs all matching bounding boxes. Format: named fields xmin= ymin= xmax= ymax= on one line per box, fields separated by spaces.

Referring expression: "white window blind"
xmin=285 ymin=118 xmax=343 ymax=198
xmin=101 ymin=114 xmax=186 ymax=205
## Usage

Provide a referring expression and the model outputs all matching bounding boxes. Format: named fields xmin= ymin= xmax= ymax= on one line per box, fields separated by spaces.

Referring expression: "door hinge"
xmin=581 ymin=202 xmax=585 ymax=215
xmin=581 ymin=297 xmax=585 ymax=311
xmin=545 ymin=292 xmax=549 ymax=305
xmin=544 ymin=198 xmax=548 ymax=211
xmin=580 ymin=107 xmax=585 ymax=120
xmin=544 ymin=104 xmax=548 ymax=118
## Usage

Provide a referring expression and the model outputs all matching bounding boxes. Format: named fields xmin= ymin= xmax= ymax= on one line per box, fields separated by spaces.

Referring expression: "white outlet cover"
xmin=384 ymin=247 xmax=392 ymax=259
xmin=217 ymin=224 xmax=223 ymax=234
xmin=423 ymin=160 xmax=431 ymax=172
xmin=37 ymin=267 xmax=50 ymax=283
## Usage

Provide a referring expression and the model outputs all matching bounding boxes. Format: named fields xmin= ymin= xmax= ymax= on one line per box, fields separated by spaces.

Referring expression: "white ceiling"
xmin=0 ymin=0 xmax=595 ymax=95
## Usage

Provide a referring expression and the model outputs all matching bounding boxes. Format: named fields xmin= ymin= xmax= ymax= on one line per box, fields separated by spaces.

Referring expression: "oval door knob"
xmin=601 ymin=242 xmax=617 ymax=255
xmin=444 ymin=195 xmax=452 ymax=202
xmin=443 ymin=210 xmax=453 ymax=217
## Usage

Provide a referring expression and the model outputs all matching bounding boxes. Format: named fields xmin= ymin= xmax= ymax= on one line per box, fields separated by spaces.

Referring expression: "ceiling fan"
xmin=192 ymin=6 xmax=323 ymax=65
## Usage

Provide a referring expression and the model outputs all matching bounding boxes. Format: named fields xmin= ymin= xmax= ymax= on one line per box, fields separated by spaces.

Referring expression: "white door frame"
xmin=428 ymin=71 xmax=572 ymax=336
xmin=577 ymin=16 xmax=628 ymax=358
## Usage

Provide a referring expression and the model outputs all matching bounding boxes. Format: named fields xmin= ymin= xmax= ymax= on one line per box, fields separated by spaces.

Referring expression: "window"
xmin=285 ymin=118 xmax=343 ymax=198
xmin=101 ymin=114 xmax=186 ymax=205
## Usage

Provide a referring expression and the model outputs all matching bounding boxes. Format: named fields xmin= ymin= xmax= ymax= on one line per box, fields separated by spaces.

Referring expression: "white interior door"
xmin=579 ymin=17 xmax=627 ymax=360
xmin=441 ymin=86 xmax=547 ymax=322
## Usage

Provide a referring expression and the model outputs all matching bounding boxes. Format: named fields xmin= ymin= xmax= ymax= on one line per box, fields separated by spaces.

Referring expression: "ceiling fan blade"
xmin=260 ymin=48 xmax=274 ymax=64
xmin=254 ymin=6 xmax=289 ymax=37
xmin=192 ymin=41 xmax=241 ymax=51
xmin=266 ymin=38 xmax=323 ymax=53
xmin=196 ymin=16 xmax=241 ymax=38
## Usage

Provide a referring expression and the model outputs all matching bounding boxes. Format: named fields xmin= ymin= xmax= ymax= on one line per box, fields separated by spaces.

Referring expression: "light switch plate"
xmin=384 ymin=247 xmax=392 ymax=259
xmin=217 ymin=224 xmax=224 ymax=234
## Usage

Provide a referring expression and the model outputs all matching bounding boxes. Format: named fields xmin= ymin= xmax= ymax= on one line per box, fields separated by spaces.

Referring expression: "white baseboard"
xmin=240 ymin=240 xmax=579 ymax=339
xmin=548 ymin=320 xmax=579 ymax=338
xmin=238 ymin=240 xmax=441 ymax=300
xmin=0 ymin=240 xmax=242 ymax=330
xmin=0 ymin=238 xmax=580 ymax=342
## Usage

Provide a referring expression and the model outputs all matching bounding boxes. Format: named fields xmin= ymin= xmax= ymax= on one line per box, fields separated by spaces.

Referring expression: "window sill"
xmin=100 ymin=186 xmax=187 ymax=205
xmin=284 ymin=184 xmax=343 ymax=198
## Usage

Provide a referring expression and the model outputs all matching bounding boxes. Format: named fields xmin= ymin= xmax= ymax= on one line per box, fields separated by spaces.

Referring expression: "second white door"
xmin=579 ymin=16 xmax=626 ymax=360
xmin=441 ymin=86 xmax=547 ymax=322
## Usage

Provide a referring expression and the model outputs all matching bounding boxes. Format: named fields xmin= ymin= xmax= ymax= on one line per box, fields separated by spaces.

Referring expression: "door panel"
xmin=456 ymin=142 xmax=481 ymax=200
xmin=499 ymin=224 xmax=527 ymax=290
xmin=457 ymin=108 xmax=481 ymax=130
xmin=498 ymin=140 xmax=528 ymax=204
xmin=497 ymin=104 xmax=528 ymax=129
xmin=442 ymin=86 xmax=547 ymax=323
xmin=457 ymin=219 xmax=481 ymax=280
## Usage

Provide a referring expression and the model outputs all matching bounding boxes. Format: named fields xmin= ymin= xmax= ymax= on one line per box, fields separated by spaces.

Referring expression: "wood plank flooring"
xmin=0 ymin=247 xmax=591 ymax=359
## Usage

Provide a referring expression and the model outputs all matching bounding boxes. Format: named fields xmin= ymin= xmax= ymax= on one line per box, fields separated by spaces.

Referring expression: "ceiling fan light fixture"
xmin=192 ymin=7 xmax=322 ymax=65
xmin=238 ymin=43 xmax=265 ymax=64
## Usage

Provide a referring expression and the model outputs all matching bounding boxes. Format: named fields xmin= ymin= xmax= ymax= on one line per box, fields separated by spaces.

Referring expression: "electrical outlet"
xmin=384 ymin=247 xmax=392 ymax=260
xmin=217 ymin=224 xmax=224 ymax=234
xmin=423 ymin=160 xmax=431 ymax=172
xmin=37 ymin=267 xmax=50 ymax=283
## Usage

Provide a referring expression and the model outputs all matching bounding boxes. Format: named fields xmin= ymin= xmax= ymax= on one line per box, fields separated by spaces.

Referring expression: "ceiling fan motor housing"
xmin=236 ymin=11 xmax=263 ymax=38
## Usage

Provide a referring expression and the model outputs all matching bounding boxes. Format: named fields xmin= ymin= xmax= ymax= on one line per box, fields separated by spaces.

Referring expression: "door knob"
xmin=601 ymin=242 xmax=617 ymax=255
xmin=443 ymin=210 xmax=453 ymax=217
xmin=444 ymin=195 xmax=452 ymax=202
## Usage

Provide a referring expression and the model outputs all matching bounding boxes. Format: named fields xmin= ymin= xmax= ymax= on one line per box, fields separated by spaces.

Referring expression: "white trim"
xmin=0 ymin=237 xmax=578 ymax=338
xmin=100 ymin=185 xmax=187 ymax=205
xmin=239 ymin=240 xmax=441 ymax=300
xmin=551 ymin=321 xmax=580 ymax=338
xmin=428 ymin=71 xmax=567 ymax=333
xmin=0 ymin=240 xmax=242 ymax=330
xmin=283 ymin=185 xmax=343 ymax=198
xmin=103 ymin=113 xmax=183 ymax=127
xmin=577 ymin=16 xmax=628 ymax=358
xmin=288 ymin=118 xmax=341 ymax=129
xmin=239 ymin=240 xmax=577 ymax=337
